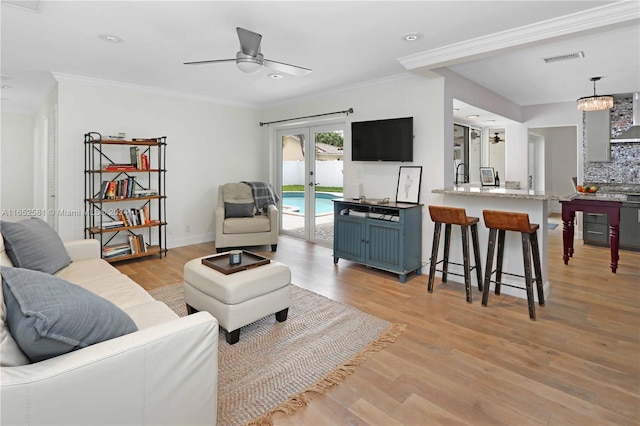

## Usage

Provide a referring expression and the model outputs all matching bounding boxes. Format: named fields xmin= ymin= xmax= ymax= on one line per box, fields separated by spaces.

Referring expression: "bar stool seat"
xmin=482 ymin=210 xmax=545 ymax=320
xmin=427 ymin=206 xmax=483 ymax=303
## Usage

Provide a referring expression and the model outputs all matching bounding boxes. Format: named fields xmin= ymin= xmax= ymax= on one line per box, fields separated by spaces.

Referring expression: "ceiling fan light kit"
xmin=577 ymin=76 xmax=613 ymax=112
xmin=236 ymin=51 xmax=264 ymax=74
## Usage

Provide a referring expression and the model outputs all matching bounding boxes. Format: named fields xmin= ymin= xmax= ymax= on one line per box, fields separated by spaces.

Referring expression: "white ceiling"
xmin=2 ymin=1 xmax=639 ymax=124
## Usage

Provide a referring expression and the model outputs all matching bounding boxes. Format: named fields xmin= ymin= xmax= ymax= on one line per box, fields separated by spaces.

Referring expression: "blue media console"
xmin=332 ymin=198 xmax=422 ymax=283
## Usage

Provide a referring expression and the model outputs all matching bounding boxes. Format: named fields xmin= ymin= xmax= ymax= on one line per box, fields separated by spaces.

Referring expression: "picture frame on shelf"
xmin=480 ymin=167 xmax=496 ymax=186
xmin=396 ymin=166 xmax=422 ymax=204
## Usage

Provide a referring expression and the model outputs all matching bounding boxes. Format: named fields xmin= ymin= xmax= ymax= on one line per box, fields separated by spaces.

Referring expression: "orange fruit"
xmin=577 ymin=185 xmax=583 ymax=192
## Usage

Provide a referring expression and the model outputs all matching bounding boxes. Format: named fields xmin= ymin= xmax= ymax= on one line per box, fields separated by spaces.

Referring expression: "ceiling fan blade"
xmin=236 ymin=27 xmax=262 ymax=57
xmin=184 ymin=58 xmax=236 ymax=65
xmin=264 ymin=59 xmax=312 ymax=77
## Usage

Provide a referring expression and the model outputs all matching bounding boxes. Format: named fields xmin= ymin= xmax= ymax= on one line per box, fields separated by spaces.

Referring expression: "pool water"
xmin=282 ymin=192 xmax=338 ymax=215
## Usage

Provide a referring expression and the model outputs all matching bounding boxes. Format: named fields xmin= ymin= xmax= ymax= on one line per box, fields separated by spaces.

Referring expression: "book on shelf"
xmin=104 ymin=164 xmax=137 ymax=171
xmin=116 ymin=207 xmax=153 ymax=227
xmin=130 ymin=147 xmax=140 ymax=168
xmin=100 ymin=220 xmax=124 ymax=229
xmin=102 ymin=242 xmax=132 ymax=258
xmin=134 ymin=189 xmax=157 ymax=197
xmin=126 ymin=234 xmax=147 ymax=254
xmin=101 ymin=177 xmax=138 ymax=199
xmin=105 ymin=181 xmax=116 ymax=199
xmin=99 ymin=180 xmax=110 ymax=199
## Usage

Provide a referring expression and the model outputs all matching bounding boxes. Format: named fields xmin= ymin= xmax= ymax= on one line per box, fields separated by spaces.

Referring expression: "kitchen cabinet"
xmin=620 ymin=205 xmax=640 ymax=251
xmin=585 ymin=110 xmax=611 ymax=162
xmin=332 ymin=199 xmax=422 ymax=283
xmin=583 ymin=212 xmax=610 ymax=246
xmin=583 ymin=203 xmax=640 ymax=252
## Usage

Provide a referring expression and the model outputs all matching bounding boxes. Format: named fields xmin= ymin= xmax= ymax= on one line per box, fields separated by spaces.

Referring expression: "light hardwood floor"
xmin=115 ymin=215 xmax=640 ymax=425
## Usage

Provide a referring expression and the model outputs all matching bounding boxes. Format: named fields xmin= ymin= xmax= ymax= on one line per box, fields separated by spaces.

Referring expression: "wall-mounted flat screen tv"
xmin=351 ymin=117 xmax=413 ymax=162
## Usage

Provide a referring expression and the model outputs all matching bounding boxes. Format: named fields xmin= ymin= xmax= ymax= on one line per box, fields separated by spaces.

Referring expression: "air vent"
xmin=543 ymin=51 xmax=585 ymax=63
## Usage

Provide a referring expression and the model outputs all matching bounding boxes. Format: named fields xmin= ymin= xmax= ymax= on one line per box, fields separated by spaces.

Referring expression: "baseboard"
xmin=167 ymin=232 xmax=214 ymax=249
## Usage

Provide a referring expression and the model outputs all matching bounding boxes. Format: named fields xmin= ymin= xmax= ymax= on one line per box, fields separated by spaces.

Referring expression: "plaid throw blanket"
xmin=242 ymin=181 xmax=280 ymax=214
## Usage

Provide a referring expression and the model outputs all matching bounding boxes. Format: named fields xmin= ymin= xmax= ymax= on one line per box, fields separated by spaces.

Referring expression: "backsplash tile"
xmin=583 ymin=96 xmax=640 ymax=190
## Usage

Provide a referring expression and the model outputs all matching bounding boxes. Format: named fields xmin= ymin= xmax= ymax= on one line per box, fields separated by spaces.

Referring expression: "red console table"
xmin=560 ymin=198 xmax=622 ymax=273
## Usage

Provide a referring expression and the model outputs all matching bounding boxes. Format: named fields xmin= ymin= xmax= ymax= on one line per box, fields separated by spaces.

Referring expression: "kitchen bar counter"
xmin=430 ymin=185 xmax=553 ymax=301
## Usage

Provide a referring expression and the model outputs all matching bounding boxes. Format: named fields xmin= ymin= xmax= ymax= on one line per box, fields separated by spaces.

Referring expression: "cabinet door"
xmin=334 ymin=216 xmax=366 ymax=262
xmin=366 ymin=219 xmax=402 ymax=271
xmin=585 ymin=110 xmax=610 ymax=162
xmin=620 ymin=206 xmax=640 ymax=248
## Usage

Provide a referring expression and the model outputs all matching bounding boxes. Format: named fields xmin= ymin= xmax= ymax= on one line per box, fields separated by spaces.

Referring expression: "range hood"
xmin=612 ymin=92 xmax=640 ymax=142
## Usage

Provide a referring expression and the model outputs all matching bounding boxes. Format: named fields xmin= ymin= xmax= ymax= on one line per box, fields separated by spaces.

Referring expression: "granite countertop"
xmin=433 ymin=184 xmax=640 ymax=203
xmin=564 ymin=192 xmax=628 ymax=202
xmin=432 ymin=185 xmax=566 ymax=200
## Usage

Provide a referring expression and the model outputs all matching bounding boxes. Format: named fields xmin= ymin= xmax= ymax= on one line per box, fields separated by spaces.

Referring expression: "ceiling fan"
xmin=491 ymin=132 xmax=505 ymax=144
xmin=184 ymin=27 xmax=312 ymax=77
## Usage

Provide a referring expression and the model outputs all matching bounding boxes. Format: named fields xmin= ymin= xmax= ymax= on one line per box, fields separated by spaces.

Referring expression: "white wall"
xmin=523 ymin=102 xmax=582 ymax=183
xmin=54 ymin=80 xmax=264 ymax=247
xmin=530 ymin=126 xmax=578 ymax=213
xmin=0 ymin=112 xmax=34 ymax=220
xmin=263 ymin=73 xmax=446 ymax=265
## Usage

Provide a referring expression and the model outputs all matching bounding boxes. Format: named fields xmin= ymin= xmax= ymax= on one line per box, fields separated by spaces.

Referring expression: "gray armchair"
xmin=215 ymin=183 xmax=278 ymax=252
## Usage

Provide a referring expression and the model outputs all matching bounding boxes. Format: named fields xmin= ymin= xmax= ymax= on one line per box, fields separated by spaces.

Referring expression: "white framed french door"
xmin=277 ymin=122 xmax=344 ymax=246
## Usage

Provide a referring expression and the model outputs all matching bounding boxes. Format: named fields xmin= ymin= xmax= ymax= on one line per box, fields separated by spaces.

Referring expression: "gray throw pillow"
xmin=225 ymin=202 xmax=255 ymax=218
xmin=1 ymin=218 xmax=71 ymax=274
xmin=1 ymin=266 xmax=138 ymax=363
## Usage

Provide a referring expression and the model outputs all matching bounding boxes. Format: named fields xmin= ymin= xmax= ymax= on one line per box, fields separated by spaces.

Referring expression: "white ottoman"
xmin=183 ymin=256 xmax=291 ymax=344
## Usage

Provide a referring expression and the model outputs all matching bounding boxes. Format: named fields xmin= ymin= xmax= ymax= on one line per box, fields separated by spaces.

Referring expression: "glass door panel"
xmin=277 ymin=123 xmax=344 ymax=247
xmin=278 ymin=128 xmax=308 ymax=238
xmin=310 ymin=124 xmax=344 ymax=245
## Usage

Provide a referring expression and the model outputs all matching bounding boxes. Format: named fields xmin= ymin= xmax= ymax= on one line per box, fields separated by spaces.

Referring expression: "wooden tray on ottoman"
xmin=201 ymin=250 xmax=270 ymax=275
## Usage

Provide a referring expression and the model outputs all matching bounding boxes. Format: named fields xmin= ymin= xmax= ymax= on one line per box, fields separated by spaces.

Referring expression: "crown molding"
xmin=51 ymin=72 xmax=261 ymax=110
xmin=398 ymin=1 xmax=640 ymax=71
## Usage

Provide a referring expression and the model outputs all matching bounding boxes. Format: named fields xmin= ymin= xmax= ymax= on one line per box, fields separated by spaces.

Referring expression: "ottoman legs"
xmin=220 ymin=309 xmax=289 ymax=345
xmin=275 ymin=307 xmax=288 ymax=322
xmin=225 ymin=329 xmax=241 ymax=345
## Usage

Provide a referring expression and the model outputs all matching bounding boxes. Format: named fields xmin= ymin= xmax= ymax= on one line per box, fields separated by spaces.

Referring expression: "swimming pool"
xmin=282 ymin=192 xmax=338 ymax=215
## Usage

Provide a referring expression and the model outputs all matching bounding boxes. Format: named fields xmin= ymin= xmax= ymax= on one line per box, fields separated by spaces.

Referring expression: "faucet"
xmin=455 ymin=162 xmax=468 ymax=186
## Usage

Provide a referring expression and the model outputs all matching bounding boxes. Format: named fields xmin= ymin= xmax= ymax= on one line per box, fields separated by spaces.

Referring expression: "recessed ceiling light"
xmin=453 ymin=108 xmax=460 ymax=112
xmin=485 ymin=119 xmax=495 ymax=123
xmin=466 ymin=114 xmax=479 ymax=119
xmin=401 ymin=33 xmax=423 ymax=42
xmin=99 ymin=34 xmax=122 ymax=43
xmin=268 ymin=73 xmax=284 ymax=80
xmin=1 ymin=85 xmax=12 ymax=89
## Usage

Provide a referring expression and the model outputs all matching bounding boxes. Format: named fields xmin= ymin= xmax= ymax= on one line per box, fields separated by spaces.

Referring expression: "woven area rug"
xmin=148 ymin=283 xmax=405 ymax=426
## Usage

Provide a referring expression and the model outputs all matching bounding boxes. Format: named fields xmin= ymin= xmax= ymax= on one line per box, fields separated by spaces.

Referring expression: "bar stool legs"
xmin=428 ymin=206 xmax=483 ymax=303
xmin=482 ymin=210 xmax=545 ymax=320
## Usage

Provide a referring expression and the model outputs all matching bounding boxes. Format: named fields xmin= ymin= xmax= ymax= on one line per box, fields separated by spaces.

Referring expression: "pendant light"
xmin=577 ymin=77 xmax=613 ymax=112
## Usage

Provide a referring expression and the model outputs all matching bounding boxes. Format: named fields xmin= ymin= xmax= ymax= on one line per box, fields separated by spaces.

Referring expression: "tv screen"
xmin=351 ymin=117 xmax=413 ymax=162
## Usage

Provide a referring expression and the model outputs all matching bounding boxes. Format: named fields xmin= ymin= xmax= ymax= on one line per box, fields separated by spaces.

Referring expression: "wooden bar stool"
xmin=482 ymin=210 xmax=545 ymax=320
xmin=427 ymin=206 xmax=483 ymax=303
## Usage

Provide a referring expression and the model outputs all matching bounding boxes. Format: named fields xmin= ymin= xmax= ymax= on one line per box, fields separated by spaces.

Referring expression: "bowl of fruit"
xmin=577 ymin=185 xmax=598 ymax=194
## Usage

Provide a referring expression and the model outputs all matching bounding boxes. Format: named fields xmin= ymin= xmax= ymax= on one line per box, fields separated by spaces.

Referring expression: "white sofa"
xmin=1 ymin=234 xmax=219 ymax=426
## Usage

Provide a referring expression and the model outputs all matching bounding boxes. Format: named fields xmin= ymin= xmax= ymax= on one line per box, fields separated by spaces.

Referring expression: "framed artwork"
xmin=396 ymin=166 xmax=422 ymax=203
xmin=480 ymin=167 xmax=496 ymax=186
